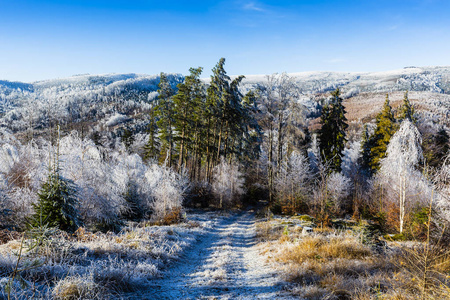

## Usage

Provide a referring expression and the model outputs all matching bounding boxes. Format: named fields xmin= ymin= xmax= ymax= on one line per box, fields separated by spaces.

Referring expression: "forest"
xmin=0 ymin=59 xmax=450 ymax=299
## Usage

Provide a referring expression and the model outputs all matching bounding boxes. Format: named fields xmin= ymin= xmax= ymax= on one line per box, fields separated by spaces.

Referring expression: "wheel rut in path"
xmin=134 ymin=211 xmax=294 ymax=299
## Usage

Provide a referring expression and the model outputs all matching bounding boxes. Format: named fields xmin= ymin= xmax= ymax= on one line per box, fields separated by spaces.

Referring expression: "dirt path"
xmin=132 ymin=211 xmax=294 ymax=299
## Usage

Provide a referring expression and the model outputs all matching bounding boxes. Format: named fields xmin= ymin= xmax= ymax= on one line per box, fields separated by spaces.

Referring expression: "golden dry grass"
xmin=257 ymin=218 xmax=450 ymax=300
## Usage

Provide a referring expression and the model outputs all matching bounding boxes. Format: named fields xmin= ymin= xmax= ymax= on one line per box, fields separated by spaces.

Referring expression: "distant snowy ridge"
xmin=238 ymin=66 xmax=450 ymax=96
xmin=0 ymin=66 xmax=449 ymax=132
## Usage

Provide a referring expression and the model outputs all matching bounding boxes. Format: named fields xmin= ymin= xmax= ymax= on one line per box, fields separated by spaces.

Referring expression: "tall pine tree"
xmin=144 ymin=99 xmax=159 ymax=161
xmin=155 ymin=72 xmax=176 ymax=167
xmin=319 ymin=88 xmax=348 ymax=172
xmin=172 ymin=67 xmax=205 ymax=171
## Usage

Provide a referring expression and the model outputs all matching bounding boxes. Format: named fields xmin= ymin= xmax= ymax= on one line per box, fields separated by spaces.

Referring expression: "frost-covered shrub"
xmin=341 ymin=140 xmax=362 ymax=179
xmin=211 ymin=158 xmax=245 ymax=209
xmin=0 ymin=129 xmax=191 ymax=231
xmin=435 ymin=155 xmax=450 ymax=223
xmin=58 ymin=134 xmax=126 ymax=230
xmin=326 ymin=172 xmax=352 ymax=214
xmin=274 ymin=150 xmax=311 ymax=214
xmin=146 ymin=164 xmax=189 ymax=222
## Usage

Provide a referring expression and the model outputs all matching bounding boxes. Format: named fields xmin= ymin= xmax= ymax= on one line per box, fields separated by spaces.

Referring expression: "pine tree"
xmin=423 ymin=126 xmax=450 ymax=169
xmin=30 ymin=129 xmax=81 ymax=232
xmin=318 ymin=88 xmax=348 ymax=172
xmin=121 ymin=127 xmax=134 ymax=151
xmin=155 ymin=72 xmax=176 ymax=167
xmin=369 ymin=94 xmax=396 ymax=171
xmin=360 ymin=124 xmax=374 ymax=172
xmin=172 ymin=67 xmax=205 ymax=170
xmin=398 ymin=91 xmax=416 ymax=122
xmin=144 ymin=101 xmax=159 ymax=161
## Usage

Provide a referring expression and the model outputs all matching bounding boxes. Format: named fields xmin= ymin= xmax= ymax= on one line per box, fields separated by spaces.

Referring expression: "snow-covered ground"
xmin=0 ymin=210 xmax=295 ymax=299
xmin=132 ymin=211 xmax=295 ymax=300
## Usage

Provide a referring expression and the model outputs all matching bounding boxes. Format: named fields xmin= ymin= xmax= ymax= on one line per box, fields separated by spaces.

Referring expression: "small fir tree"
xmin=369 ymin=94 xmax=396 ymax=171
xmin=398 ymin=91 xmax=416 ymax=123
xmin=30 ymin=130 xmax=81 ymax=232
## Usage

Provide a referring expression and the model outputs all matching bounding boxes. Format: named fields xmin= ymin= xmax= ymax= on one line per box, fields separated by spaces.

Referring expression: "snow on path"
xmin=131 ymin=211 xmax=294 ymax=299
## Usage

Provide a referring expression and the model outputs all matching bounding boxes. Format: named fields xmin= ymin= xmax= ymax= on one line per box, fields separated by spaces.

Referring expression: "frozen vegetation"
xmin=0 ymin=61 xmax=450 ymax=299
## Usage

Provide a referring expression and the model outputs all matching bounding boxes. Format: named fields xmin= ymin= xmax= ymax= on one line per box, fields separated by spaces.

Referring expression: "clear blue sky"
xmin=1 ymin=0 xmax=449 ymax=82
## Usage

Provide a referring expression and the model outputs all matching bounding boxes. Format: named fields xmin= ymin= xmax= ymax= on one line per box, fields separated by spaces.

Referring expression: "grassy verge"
xmin=256 ymin=217 xmax=450 ymax=300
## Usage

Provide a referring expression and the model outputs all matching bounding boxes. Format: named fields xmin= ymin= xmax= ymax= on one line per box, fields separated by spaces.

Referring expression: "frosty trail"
xmin=128 ymin=211 xmax=294 ymax=299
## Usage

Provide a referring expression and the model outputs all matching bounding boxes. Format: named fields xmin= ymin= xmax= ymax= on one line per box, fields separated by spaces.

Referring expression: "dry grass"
xmin=279 ymin=235 xmax=372 ymax=265
xmin=257 ymin=217 xmax=450 ymax=300
xmin=52 ymin=274 xmax=104 ymax=300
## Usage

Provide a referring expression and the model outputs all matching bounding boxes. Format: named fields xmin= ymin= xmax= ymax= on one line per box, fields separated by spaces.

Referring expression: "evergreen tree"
xmin=204 ymin=58 xmax=247 ymax=179
xmin=155 ymin=72 xmax=176 ymax=167
xmin=360 ymin=124 xmax=374 ymax=172
xmin=121 ymin=127 xmax=134 ymax=151
xmin=369 ymin=94 xmax=396 ymax=171
xmin=30 ymin=134 xmax=81 ymax=232
xmin=172 ymin=67 xmax=205 ymax=170
xmin=144 ymin=101 xmax=159 ymax=161
xmin=238 ymin=90 xmax=263 ymax=165
xmin=318 ymin=88 xmax=348 ymax=172
xmin=398 ymin=91 xmax=416 ymax=122
xmin=423 ymin=126 xmax=450 ymax=169
xmin=122 ymin=180 xmax=143 ymax=221
xmin=205 ymin=58 xmax=230 ymax=179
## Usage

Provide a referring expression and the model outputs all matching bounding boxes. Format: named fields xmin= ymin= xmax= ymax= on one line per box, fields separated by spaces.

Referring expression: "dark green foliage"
xmin=423 ymin=127 xmax=449 ymax=169
xmin=30 ymin=166 xmax=81 ymax=233
xmin=155 ymin=72 xmax=176 ymax=166
xmin=141 ymin=58 xmax=262 ymax=184
xmin=398 ymin=91 xmax=416 ymax=123
xmin=122 ymin=180 xmax=143 ymax=221
xmin=144 ymin=103 xmax=159 ymax=161
xmin=121 ymin=127 xmax=134 ymax=151
xmin=360 ymin=124 xmax=374 ymax=172
xmin=172 ymin=67 xmax=205 ymax=171
xmin=368 ymin=94 xmax=396 ymax=172
xmin=318 ymin=88 xmax=348 ymax=172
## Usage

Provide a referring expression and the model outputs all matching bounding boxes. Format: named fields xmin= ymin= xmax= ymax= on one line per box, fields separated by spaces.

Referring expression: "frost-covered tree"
xmin=211 ymin=158 xmax=245 ymax=209
xmin=326 ymin=172 xmax=352 ymax=214
xmin=434 ymin=155 xmax=450 ymax=222
xmin=146 ymin=164 xmax=189 ymax=222
xmin=256 ymin=73 xmax=302 ymax=203
xmin=274 ymin=150 xmax=311 ymax=214
xmin=378 ymin=120 xmax=428 ymax=233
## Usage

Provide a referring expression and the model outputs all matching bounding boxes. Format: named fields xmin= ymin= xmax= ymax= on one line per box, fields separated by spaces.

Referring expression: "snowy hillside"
xmin=0 ymin=66 xmax=449 ymax=133
xmin=0 ymin=73 xmax=183 ymax=132
xmin=239 ymin=66 xmax=450 ymax=96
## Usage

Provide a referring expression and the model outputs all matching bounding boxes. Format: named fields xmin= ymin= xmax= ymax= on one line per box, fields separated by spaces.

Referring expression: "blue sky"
xmin=0 ymin=0 xmax=449 ymax=82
